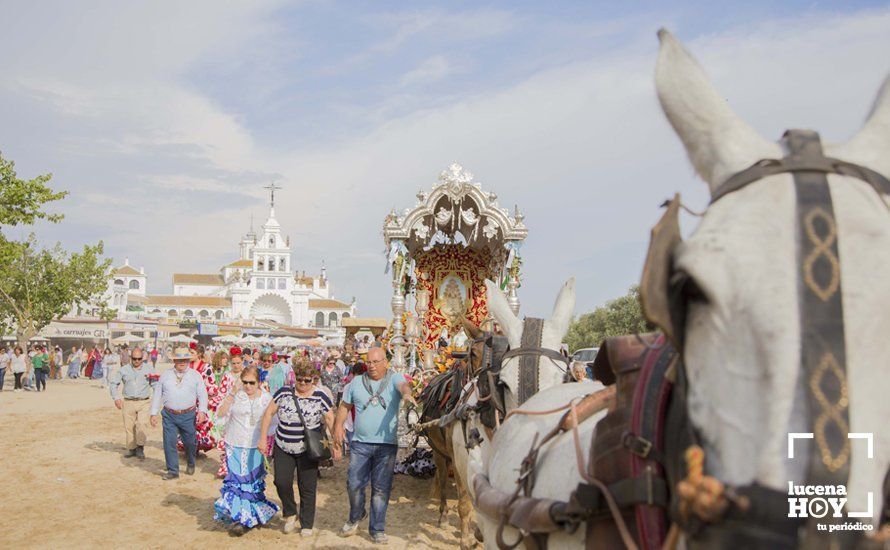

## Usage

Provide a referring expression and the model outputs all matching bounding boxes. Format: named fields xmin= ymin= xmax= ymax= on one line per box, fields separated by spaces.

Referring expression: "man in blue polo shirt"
xmin=333 ymin=346 xmax=415 ymax=544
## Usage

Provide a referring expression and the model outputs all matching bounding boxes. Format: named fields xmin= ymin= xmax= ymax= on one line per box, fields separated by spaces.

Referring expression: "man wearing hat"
xmin=150 ymin=347 xmax=208 ymax=480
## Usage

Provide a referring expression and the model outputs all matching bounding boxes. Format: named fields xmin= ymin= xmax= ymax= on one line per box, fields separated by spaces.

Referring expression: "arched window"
xmin=151 ymin=309 xmax=162 ymax=314
xmin=257 ymin=257 xmax=264 ymax=271
xmin=257 ymin=278 xmax=265 ymax=289
xmin=315 ymin=311 xmax=325 ymax=327
xmin=183 ymin=309 xmax=194 ymax=317
xmin=280 ymin=258 xmax=286 ymax=271
xmin=329 ymin=312 xmax=338 ymax=326
xmin=198 ymin=310 xmax=209 ymax=318
xmin=342 ymin=312 xmax=351 ymax=319
xmin=215 ymin=310 xmax=224 ymax=320
xmin=114 ymin=279 xmax=124 ymax=286
xmin=129 ymin=280 xmax=140 ymax=290
xmin=267 ymin=278 xmax=275 ymax=288
xmin=168 ymin=309 xmax=178 ymax=317
xmin=269 ymin=236 xmax=274 ymax=247
xmin=278 ymin=278 xmax=286 ymax=289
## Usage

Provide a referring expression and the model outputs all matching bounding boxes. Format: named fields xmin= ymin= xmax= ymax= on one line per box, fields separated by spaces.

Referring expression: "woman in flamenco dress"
xmin=178 ymin=343 xmax=216 ymax=454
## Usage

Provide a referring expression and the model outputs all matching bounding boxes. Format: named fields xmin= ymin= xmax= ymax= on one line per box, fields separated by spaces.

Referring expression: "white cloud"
xmin=3 ymin=4 xmax=889 ymax=319
xmin=398 ymin=55 xmax=457 ymax=87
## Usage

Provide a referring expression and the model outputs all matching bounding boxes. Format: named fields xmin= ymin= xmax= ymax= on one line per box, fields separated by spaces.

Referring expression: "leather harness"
xmin=501 ymin=317 xmax=571 ymax=406
xmin=474 ymin=130 xmax=890 ymax=549
xmin=663 ymin=130 xmax=890 ymax=549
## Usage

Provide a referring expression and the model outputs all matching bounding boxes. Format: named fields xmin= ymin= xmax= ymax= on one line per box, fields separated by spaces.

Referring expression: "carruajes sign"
xmin=40 ymin=322 xmax=108 ymax=339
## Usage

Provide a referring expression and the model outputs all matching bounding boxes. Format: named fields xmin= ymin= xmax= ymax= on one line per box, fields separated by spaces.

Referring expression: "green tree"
xmin=564 ymin=286 xmax=651 ymax=352
xmin=0 ymin=152 xmax=67 ymax=228
xmin=0 ymin=237 xmax=111 ymax=345
xmin=0 ymin=152 xmax=110 ymax=345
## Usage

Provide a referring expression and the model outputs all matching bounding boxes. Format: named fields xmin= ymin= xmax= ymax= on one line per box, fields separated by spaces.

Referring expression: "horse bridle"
xmin=643 ymin=129 xmax=890 ymax=548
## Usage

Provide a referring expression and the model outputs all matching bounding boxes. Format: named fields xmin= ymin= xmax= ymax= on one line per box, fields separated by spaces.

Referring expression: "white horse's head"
xmin=653 ymin=29 xmax=890 ymax=515
xmin=485 ymin=277 xmax=575 ymax=411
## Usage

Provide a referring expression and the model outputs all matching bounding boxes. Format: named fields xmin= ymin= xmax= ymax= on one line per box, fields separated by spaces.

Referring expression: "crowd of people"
xmin=1 ymin=333 xmax=425 ymax=542
xmin=100 ymin=338 xmax=415 ymax=543
xmin=0 ymin=342 xmax=162 ymax=392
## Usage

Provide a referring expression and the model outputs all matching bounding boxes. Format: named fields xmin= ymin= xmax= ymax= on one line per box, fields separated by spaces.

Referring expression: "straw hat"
xmin=171 ymin=347 xmax=191 ymax=361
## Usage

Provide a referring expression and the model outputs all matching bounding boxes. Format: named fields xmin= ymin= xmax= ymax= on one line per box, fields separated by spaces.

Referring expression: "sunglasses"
xmin=296 ymin=377 xmax=313 ymax=384
xmin=132 ymin=357 xmax=144 ymax=362
xmin=241 ymin=380 xmax=258 ymax=385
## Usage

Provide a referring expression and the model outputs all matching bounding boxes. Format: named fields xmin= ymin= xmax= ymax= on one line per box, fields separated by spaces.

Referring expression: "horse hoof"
xmin=474 ymin=525 xmax=484 ymax=542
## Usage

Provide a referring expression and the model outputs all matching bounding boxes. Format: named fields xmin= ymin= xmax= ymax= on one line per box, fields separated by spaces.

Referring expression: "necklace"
xmin=246 ymin=393 xmax=260 ymax=425
xmin=174 ymin=369 xmax=187 ymax=386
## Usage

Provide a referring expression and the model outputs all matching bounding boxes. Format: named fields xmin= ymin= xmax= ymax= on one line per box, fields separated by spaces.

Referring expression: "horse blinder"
xmin=640 ymin=193 xmax=705 ymax=351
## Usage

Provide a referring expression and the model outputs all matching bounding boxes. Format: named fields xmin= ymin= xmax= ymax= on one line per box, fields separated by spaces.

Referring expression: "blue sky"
xmin=1 ymin=0 xmax=889 ymax=319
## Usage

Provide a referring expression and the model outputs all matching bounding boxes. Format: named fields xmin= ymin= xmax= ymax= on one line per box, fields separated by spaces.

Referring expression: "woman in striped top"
xmin=259 ymin=360 xmax=334 ymax=536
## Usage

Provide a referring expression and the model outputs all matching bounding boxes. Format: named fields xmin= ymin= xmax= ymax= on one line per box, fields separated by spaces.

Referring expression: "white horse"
xmin=468 ymin=29 xmax=890 ymax=549
xmin=655 ymin=29 xmax=889 ymax=533
xmin=453 ymin=277 xmax=608 ymax=549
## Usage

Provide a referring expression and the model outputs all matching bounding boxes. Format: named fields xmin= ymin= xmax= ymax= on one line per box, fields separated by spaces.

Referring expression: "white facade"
xmin=127 ymin=202 xmax=356 ymax=334
xmin=105 ymin=258 xmax=147 ymax=314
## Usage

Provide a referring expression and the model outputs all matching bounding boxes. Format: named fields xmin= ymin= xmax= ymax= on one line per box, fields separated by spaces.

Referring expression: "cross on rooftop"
xmin=264 ymin=182 xmax=282 ymax=208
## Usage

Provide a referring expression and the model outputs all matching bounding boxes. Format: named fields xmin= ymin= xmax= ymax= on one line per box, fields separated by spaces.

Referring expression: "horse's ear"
xmin=547 ymin=277 xmax=575 ymax=339
xmin=655 ymin=29 xmax=778 ymax=194
xmin=833 ymin=75 xmax=890 ymax=183
xmin=462 ymin=318 xmax=483 ymax=340
xmin=485 ymin=279 xmax=522 ymax=348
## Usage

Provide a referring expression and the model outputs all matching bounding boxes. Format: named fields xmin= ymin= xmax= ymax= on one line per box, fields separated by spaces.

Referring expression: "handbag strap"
xmin=290 ymin=386 xmax=310 ymax=429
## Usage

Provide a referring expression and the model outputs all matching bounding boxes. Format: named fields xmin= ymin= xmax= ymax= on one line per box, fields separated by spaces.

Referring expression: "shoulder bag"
xmin=291 ymin=388 xmax=332 ymax=462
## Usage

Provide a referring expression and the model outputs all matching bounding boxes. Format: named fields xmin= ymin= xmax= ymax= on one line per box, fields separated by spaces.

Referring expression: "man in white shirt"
xmin=150 ymin=347 xmax=208 ymax=480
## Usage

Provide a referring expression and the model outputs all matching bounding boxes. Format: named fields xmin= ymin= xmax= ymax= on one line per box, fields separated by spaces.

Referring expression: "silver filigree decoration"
xmin=435 ymin=207 xmax=452 ymax=226
xmin=483 ymin=218 xmax=498 ymax=240
xmin=413 ymin=220 xmax=430 ymax=240
xmin=438 ymin=163 xmax=475 ymax=201
xmin=460 ymin=208 xmax=479 ymax=226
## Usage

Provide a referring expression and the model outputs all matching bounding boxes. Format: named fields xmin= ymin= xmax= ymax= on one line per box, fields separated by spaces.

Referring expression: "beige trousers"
xmin=122 ymin=398 xmax=151 ymax=449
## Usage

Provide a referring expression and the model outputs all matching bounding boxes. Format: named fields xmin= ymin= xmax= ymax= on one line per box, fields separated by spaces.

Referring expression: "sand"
xmin=0 ymin=367 xmax=463 ymax=549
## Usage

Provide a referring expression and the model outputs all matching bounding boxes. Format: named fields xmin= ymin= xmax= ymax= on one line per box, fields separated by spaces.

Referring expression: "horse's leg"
xmin=454 ymin=468 xmax=476 ymax=549
xmin=427 ymin=427 xmax=450 ymax=526
xmin=446 ymin=424 xmax=478 ymax=548
xmin=432 ymin=450 xmax=449 ymax=526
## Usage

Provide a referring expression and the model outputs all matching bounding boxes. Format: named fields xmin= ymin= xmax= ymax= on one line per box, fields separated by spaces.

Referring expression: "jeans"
xmin=34 ymin=368 xmax=47 ymax=391
xmin=13 ymin=372 xmax=23 ymax=390
xmin=272 ymin=444 xmax=319 ymax=527
xmin=346 ymin=441 xmax=398 ymax=534
xmin=0 ymin=367 xmax=5 ymax=391
xmin=161 ymin=409 xmax=196 ymax=476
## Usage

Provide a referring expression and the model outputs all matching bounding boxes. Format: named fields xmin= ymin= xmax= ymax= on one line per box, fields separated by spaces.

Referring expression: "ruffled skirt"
xmin=213 ymin=445 xmax=278 ymax=528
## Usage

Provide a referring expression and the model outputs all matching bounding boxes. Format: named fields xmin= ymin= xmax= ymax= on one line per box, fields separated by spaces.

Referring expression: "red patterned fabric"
xmin=414 ymin=247 xmax=491 ymax=349
xmin=177 ymin=360 xmax=216 ymax=452
xmin=210 ymin=371 xmax=238 ymax=477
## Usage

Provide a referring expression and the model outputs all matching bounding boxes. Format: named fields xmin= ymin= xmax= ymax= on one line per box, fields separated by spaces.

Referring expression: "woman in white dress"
xmin=213 ymin=366 xmax=279 ymax=535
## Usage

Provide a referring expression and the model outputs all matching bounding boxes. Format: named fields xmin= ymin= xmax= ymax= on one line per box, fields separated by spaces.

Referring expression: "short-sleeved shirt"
xmin=273 ymin=386 xmax=334 ymax=455
xmin=342 ymin=373 xmax=404 ymax=445
xmin=31 ymin=353 xmax=49 ymax=370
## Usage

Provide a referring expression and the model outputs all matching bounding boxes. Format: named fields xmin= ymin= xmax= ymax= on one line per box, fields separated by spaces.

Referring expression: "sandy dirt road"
xmin=0 ymin=371 xmax=464 ymax=549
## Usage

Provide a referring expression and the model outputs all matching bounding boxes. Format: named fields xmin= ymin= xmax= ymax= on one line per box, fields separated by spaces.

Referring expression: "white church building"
xmin=106 ymin=189 xmax=356 ymax=335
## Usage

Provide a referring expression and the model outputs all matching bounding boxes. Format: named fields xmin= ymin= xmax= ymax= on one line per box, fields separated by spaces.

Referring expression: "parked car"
xmin=570 ymin=347 xmax=599 ymax=381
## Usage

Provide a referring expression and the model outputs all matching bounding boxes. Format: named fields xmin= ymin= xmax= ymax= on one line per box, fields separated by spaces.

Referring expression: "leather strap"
xmin=711 ymin=131 xmax=890 ymax=205
xmin=501 ymin=347 xmax=570 ymax=368
xmin=516 ymin=317 xmax=544 ymax=405
xmin=786 ymin=131 xmax=853 ymax=546
xmin=571 ymin=475 xmax=669 ymax=515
